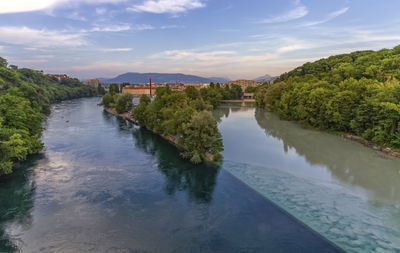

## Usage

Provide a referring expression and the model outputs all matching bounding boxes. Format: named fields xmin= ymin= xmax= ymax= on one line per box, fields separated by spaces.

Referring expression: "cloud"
xmin=151 ymin=50 xmax=237 ymax=62
xmin=86 ymin=25 xmax=132 ymax=32
xmin=95 ymin=7 xmax=107 ymax=15
xmin=128 ymin=0 xmax=205 ymax=14
xmin=259 ymin=5 xmax=308 ymax=24
xmin=160 ymin=25 xmax=185 ymax=29
xmin=0 ymin=26 xmax=87 ymax=48
xmin=302 ymin=7 xmax=350 ymax=26
xmin=133 ymin=24 xmax=155 ymax=31
xmin=101 ymin=48 xmax=133 ymax=52
xmin=0 ymin=0 xmax=126 ymax=14
xmin=277 ymin=44 xmax=313 ymax=53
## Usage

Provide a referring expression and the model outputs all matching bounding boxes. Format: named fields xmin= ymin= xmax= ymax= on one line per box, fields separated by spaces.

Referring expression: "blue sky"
xmin=1 ymin=0 xmax=400 ymax=79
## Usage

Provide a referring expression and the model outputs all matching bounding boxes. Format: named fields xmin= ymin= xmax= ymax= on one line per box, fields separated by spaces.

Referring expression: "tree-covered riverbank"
xmin=101 ymin=85 xmax=238 ymax=163
xmin=256 ymin=46 xmax=400 ymax=154
xmin=0 ymin=57 xmax=96 ymax=176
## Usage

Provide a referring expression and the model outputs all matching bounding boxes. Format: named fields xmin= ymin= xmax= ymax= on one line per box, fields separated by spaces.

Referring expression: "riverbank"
xmin=104 ymin=107 xmax=216 ymax=162
xmin=343 ymin=134 xmax=400 ymax=158
xmin=284 ymin=119 xmax=400 ymax=159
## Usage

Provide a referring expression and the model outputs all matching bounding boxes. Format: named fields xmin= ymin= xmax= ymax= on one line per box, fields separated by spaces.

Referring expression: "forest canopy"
xmin=256 ymin=46 xmax=400 ymax=148
xmin=0 ymin=57 xmax=96 ymax=176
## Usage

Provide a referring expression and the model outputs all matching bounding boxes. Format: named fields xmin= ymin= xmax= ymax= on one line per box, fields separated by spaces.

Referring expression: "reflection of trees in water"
xmin=213 ymin=105 xmax=230 ymax=123
xmin=255 ymin=108 xmax=400 ymax=205
xmin=0 ymin=156 xmax=39 ymax=252
xmin=132 ymin=127 xmax=220 ymax=204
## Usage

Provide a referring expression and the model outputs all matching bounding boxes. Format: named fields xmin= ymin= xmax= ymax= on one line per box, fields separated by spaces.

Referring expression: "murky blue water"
xmin=0 ymin=98 xmax=340 ymax=253
xmin=216 ymin=103 xmax=400 ymax=253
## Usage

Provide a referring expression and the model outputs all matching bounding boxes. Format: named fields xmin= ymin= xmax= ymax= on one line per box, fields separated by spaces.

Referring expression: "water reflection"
xmin=254 ymin=108 xmax=400 ymax=206
xmin=0 ymin=98 xmax=342 ymax=252
xmin=0 ymin=156 xmax=39 ymax=252
xmin=131 ymin=124 xmax=220 ymax=203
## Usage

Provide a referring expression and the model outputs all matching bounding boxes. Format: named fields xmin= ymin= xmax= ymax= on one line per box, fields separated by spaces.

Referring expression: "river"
xmin=0 ymin=97 xmax=398 ymax=252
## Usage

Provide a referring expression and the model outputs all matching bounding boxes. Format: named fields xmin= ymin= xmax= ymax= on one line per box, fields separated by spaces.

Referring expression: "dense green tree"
xmin=0 ymin=57 xmax=95 ymax=176
xmin=256 ymin=45 xmax=400 ymax=148
xmin=129 ymin=86 xmax=224 ymax=163
xmin=184 ymin=86 xmax=200 ymax=100
xmin=109 ymin=83 xmax=120 ymax=94
xmin=0 ymin=57 xmax=7 ymax=68
xmin=115 ymin=94 xmax=133 ymax=114
xmin=101 ymin=93 xmax=115 ymax=108
xmin=97 ymin=83 xmax=106 ymax=95
xmin=180 ymin=111 xmax=224 ymax=164
xmin=229 ymin=84 xmax=244 ymax=99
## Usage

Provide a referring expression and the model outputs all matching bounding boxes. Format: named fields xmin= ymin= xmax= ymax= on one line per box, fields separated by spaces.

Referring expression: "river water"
xmin=216 ymin=103 xmax=400 ymax=253
xmin=0 ymin=97 xmax=398 ymax=252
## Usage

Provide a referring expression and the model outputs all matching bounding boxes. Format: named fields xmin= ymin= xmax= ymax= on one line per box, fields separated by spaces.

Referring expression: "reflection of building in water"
xmin=254 ymin=108 xmax=400 ymax=205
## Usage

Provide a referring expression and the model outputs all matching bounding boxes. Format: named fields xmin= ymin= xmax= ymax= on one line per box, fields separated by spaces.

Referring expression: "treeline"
xmin=102 ymin=85 xmax=225 ymax=163
xmin=0 ymin=57 xmax=96 ymax=176
xmin=256 ymin=46 xmax=400 ymax=148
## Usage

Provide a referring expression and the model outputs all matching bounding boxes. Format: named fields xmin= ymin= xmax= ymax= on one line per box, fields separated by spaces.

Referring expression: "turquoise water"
xmin=216 ymin=104 xmax=400 ymax=253
xmin=0 ymin=98 xmax=340 ymax=253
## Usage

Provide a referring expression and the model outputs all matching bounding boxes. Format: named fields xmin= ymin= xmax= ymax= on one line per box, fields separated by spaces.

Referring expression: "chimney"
xmin=149 ymin=77 xmax=152 ymax=98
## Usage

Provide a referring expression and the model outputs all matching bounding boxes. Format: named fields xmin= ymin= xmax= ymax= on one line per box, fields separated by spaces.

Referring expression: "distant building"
xmin=243 ymin=93 xmax=255 ymax=101
xmin=122 ymin=82 xmax=211 ymax=96
xmin=226 ymin=79 xmax=257 ymax=91
xmin=183 ymin=83 xmax=210 ymax=89
xmin=46 ymin=74 xmax=69 ymax=81
xmin=83 ymin=79 xmax=100 ymax=87
xmin=122 ymin=84 xmax=158 ymax=96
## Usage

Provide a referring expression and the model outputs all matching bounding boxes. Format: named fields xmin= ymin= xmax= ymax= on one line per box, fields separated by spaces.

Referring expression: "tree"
xmin=0 ymin=57 xmax=7 ymax=68
xmin=180 ymin=111 xmax=224 ymax=163
xmin=97 ymin=83 xmax=106 ymax=95
xmin=101 ymin=93 xmax=115 ymax=108
xmin=184 ymin=86 xmax=200 ymax=100
xmin=0 ymin=57 xmax=94 ymax=175
xmin=256 ymin=45 xmax=400 ymax=149
xmin=229 ymin=84 xmax=243 ymax=99
xmin=115 ymin=94 xmax=133 ymax=113
xmin=109 ymin=83 xmax=120 ymax=94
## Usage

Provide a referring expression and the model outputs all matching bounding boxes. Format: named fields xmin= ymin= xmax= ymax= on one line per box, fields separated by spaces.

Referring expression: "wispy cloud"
xmin=101 ymin=48 xmax=133 ymax=52
xmin=0 ymin=26 xmax=87 ymax=48
xmin=85 ymin=24 xmax=131 ymax=32
xmin=95 ymin=7 xmax=107 ymax=15
xmin=128 ymin=0 xmax=205 ymax=14
xmin=160 ymin=25 xmax=185 ymax=29
xmin=0 ymin=0 xmax=126 ymax=14
xmin=302 ymin=7 xmax=350 ymax=26
xmin=259 ymin=3 xmax=308 ymax=24
xmin=277 ymin=44 xmax=314 ymax=53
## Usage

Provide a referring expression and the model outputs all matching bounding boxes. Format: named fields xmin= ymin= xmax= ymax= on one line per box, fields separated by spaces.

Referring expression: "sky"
xmin=1 ymin=0 xmax=400 ymax=80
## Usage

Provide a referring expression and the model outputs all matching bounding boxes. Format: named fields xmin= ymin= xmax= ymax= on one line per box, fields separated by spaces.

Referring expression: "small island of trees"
xmin=101 ymin=83 xmax=246 ymax=164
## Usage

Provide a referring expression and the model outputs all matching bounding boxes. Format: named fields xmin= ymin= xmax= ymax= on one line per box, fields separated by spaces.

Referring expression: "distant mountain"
xmin=207 ymin=77 xmax=230 ymax=83
xmin=254 ymin=74 xmax=277 ymax=83
xmin=98 ymin=72 xmax=230 ymax=84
